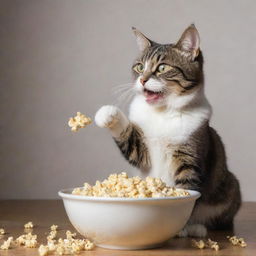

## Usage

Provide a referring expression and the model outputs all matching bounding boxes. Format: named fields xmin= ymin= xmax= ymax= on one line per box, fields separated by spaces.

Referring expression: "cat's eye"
xmin=133 ymin=63 xmax=144 ymax=73
xmin=157 ymin=64 xmax=172 ymax=74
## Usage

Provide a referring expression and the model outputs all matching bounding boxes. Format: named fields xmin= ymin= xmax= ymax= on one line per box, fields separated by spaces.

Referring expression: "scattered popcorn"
xmin=0 ymin=237 xmax=14 ymax=250
xmin=47 ymin=230 xmax=57 ymax=241
xmin=0 ymin=224 xmax=94 ymax=254
xmin=24 ymin=221 xmax=34 ymax=229
xmin=72 ymin=172 xmax=190 ymax=198
xmin=16 ymin=234 xmax=26 ymax=245
xmin=192 ymin=238 xmax=219 ymax=251
xmin=207 ymin=238 xmax=219 ymax=251
xmin=68 ymin=112 xmax=92 ymax=132
xmin=84 ymin=239 xmax=94 ymax=250
xmin=38 ymin=244 xmax=49 ymax=256
xmin=66 ymin=230 xmax=76 ymax=240
xmin=47 ymin=240 xmax=56 ymax=252
xmin=0 ymin=228 xmax=5 ymax=235
xmin=38 ymin=229 xmax=94 ymax=255
xmin=25 ymin=238 xmax=38 ymax=248
xmin=227 ymin=236 xmax=247 ymax=247
xmin=16 ymin=232 xmax=38 ymax=248
xmin=50 ymin=225 xmax=58 ymax=231
xmin=192 ymin=239 xmax=206 ymax=249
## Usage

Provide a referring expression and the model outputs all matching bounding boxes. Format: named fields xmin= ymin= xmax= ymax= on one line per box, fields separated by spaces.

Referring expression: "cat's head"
xmin=132 ymin=24 xmax=204 ymax=108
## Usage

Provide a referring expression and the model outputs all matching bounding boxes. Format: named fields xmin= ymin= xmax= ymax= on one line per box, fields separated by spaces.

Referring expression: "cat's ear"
xmin=175 ymin=24 xmax=200 ymax=60
xmin=132 ymin=27 xmax=152 ymax=52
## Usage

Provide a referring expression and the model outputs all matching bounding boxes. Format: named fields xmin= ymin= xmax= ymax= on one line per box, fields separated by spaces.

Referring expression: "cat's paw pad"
xmin=187 ymin=224 xmax=207 ymax=238
xmin=95 ymin=105 xmax=120 ymax=128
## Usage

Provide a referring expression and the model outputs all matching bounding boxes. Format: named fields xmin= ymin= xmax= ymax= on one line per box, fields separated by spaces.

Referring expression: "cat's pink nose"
xmin=140 ymin=78 xmax=147 ymax=86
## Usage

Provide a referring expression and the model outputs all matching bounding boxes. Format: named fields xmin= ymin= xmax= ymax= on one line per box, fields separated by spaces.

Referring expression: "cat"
xmin=95 ymin=24 xmax=241 ymax=237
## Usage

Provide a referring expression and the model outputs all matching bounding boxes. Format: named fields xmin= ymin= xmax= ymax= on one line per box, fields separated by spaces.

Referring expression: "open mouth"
xmin=143 ymin=88 xmax=164 ymax=103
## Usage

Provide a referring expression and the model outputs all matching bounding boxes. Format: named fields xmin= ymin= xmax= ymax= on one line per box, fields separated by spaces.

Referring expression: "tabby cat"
xmin=95 ymin=24 xmax=241 ymax=237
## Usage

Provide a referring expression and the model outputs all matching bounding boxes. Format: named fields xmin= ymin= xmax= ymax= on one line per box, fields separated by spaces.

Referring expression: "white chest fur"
xmin=128 ymin=94 xmax=211 ymax=185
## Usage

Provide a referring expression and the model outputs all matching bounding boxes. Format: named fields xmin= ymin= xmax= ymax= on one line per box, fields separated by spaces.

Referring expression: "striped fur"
xmin=95 ymin=25 xmax=241 ymax=236
xmin=114 ymin=123 xmax=150 ymax=169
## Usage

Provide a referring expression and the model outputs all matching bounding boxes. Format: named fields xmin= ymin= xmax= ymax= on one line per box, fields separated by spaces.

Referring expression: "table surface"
xmin=0 ymin=200 xmax=255 ymax=256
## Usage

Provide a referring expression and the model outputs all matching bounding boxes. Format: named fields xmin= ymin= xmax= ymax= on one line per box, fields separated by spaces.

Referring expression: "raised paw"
xmin=95 ymin=105 xmax=121 ymax=128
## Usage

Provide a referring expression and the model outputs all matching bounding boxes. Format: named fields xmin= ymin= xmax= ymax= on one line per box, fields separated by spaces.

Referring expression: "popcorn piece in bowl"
xmin=72 ymin=172 xmax=190 ymax=198
xmin=68 ymin=112 xmax=92 ymax=132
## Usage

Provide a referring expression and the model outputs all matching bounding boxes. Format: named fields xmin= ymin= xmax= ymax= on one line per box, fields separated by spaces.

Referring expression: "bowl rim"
xmin=58 ymin=187 xmax=201 ymax=202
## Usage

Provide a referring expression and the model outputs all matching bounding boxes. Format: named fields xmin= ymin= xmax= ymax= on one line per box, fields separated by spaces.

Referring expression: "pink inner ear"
xmin=178 ymin=25 xmax=200 ymax=54
xmin=183 ymin=31 xmax=199 ymax=51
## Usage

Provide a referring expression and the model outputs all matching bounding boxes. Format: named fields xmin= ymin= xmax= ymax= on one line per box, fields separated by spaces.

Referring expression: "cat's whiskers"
xmin=111 ymin=82 xmax=136 ymax=109
xmin=112 ymin=82 xmax=134 ymax=93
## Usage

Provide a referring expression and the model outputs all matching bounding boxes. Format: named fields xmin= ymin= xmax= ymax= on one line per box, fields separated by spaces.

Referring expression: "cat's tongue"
xmin=144 ymin=89 xmax=163 ymax=103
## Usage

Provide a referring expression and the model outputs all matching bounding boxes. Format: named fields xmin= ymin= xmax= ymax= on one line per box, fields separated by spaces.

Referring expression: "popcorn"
xmin=25 ymin=238 xmax=38 ymax=248
xmin=38 ymin=244 xmax=49 ymax=256
xmin=66 ymin=230 xmax=76 ymax=240
xmin=38 ymin=227 xmax=94 ymax=255
xmin=47 ymin=230 xmax=57 ymax=241
xmin=207 ymin=238 xmax=219 ymax=251
xmin=84 ymin=239 xmax=94 ymax=250
xmin=24 ymin=221 xmax=34 ymax=229
xmin=0 ymin=237 xmax=14 ymax=250
xmin=0 ymin=228 xmax=5 ymax=235
xmin=16 ymin=232 xmax=37 ymax=248
xmin=50 ymin=225 xmax=58 ymax=231
xmin=47 ymin=240 xmax=56 ymax=251
xmin=72 ymin=172 xmax=190 ymax=198
xmin=192 ymin=239 xmax=206 ymax=249
xmin=0 ymin=224 xmax=94 ymax=254
xmin=192 ymin=238 xmax=219 ymax=251
xmin=68 ymin=112 xmax=92 ymax=132
xmin=227 ymin=236 xmax=247 ymax=247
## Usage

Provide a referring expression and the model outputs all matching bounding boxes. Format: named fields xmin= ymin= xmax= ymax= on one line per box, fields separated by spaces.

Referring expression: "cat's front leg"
xmin=95 ymin=105 xmax=129 ymax=138
xmin=95 ymin=105 xmax=150 ymax=168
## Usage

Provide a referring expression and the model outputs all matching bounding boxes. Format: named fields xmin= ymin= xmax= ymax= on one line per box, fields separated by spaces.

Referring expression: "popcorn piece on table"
xmin=207 ymin=238 xmax=220 ymax=251
xmin=47 ymin=230 xmax=57 ymax=241
xmin=68 ymin=112 xmax=92 ymax=132
xmin=16 ymin=232 xmax=38 ymax=248
xmin=47 ymin=239 xmax=56 ymax=251
xmin=0 ymin=228 xmax=5 ymax=235
xmin=227 ymin=235 xmax=247 ymax=247
xmin=0 ymin=237 xmax=14 ymax=250
xmin=50 ymin=224 xmax=58 ymax=231
xmin=24 ymin=221 xmax=34 ymax=229
xmin=38 ymin=244 xmax=50 ymax=256
xmin=66 ymin=230 xmax=76 ymax=240
xmin=39 ymin=229 xmax=95 ymax=255
xmin=84 ymin=239 xmax=95 ymax=250
xmin=192 ymin=239 xmax=220 ymax=251
xmin=192 ymin=239 xmax=206 ymax=249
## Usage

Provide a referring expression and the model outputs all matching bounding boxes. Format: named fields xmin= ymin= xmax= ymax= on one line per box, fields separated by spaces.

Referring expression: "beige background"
xmin=0 ymin=0 xmax=255 ymax=200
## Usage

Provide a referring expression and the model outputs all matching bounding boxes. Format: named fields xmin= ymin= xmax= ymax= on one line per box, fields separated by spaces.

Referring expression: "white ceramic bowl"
xmin=59 ymin=188 xmax=200 ymax=250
